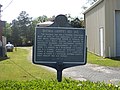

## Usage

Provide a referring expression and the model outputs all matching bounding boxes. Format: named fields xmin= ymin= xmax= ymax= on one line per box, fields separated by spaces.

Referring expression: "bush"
xmin=0 ymin=79 xmax=119 ymax=90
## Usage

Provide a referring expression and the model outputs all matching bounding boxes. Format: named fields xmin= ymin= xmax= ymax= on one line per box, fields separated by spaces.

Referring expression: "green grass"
xmin=1 ymin=48 xmax=120 ymax=81
xmin=0 ymin=48 xmax=56 ymax=81
xmin=87 ymin=52 xmax=120 ymax=67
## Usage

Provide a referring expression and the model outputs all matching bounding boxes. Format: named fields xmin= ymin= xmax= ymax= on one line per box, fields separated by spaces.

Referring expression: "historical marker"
xmin=33 ymin=15 xmax=87 ymax=82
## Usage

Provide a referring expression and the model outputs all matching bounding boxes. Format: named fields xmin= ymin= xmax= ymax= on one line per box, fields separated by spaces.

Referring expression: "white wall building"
xmin=84 ymin=0 xmax=120 ymax=57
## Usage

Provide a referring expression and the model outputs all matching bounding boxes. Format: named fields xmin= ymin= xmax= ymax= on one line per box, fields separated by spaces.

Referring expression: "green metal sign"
xmin=33 ymin=27 xmax=86 ymax=65
xmin=33 ymin=15 xmax=87 ymax=82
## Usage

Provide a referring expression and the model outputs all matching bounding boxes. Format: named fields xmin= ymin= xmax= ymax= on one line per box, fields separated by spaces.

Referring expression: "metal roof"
xmin=83 ymin=0 xmax=104 ymax=14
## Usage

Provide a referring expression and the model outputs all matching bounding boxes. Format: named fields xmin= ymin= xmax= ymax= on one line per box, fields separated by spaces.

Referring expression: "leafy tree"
xmin=11 ymin=19 xmax=22 ymax=46
xmin=71 ymin=18 xmax=80 ymax=28
xmin=70 ymin=17 xmax=84 ymax=28
xmin=5 ymin=12 xmax=86 ymax=46
xmin=3 ymin=23 xmax=12 ymax=42
xmin=9 ymin=11 xmax=34 ymax=46
xmin=17 ymin=11 xmax=32 ymax=45
xmin=10 ymin=12 xmax=51 ymax=46
xmin=26 ymin=19 xmax=39 ymax=45
xmin=37 ymin=15 xmax=48 ymax=23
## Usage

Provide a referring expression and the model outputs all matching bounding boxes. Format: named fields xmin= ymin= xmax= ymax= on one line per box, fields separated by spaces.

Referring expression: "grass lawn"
xmin=0 ymin=47 xmax=120 ymax=81
xmin=0 ymin=48 xmax=56 ymax=81
xmin=87 ymin=52 xmax=120 ymax=67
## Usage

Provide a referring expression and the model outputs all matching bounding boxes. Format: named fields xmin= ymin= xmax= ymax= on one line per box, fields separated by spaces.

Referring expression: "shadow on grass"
xmin=109 ymin=57 xmax=120 ymax=61
xmin=0 ymin=57 xmax=10 ymax=62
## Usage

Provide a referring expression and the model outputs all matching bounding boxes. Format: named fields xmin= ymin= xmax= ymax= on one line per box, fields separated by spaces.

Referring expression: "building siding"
xmin=105 ymin=0 xmax=115 ymax=57
xmin=105 ymin=0 xmax=120 ymax=57
xmin=85 ymin=0 xmax=105 ymax=56
xmin=84 ymin=0 xmax=120 ymax=57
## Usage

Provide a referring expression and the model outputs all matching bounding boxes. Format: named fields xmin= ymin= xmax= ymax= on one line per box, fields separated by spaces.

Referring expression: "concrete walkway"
xmin=22 ymin=47 xmax=120 ymax=85
xmin=63 ymin=64 xmax=120 ymax=85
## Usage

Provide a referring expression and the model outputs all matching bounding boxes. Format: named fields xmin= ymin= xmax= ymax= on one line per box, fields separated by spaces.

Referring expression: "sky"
xmin=0 ymin=0 xmax=88 ymax=23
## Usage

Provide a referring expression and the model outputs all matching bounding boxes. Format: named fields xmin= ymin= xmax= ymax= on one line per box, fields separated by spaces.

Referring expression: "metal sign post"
xmin=33 ymin=15 xmax=87 ymax=82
